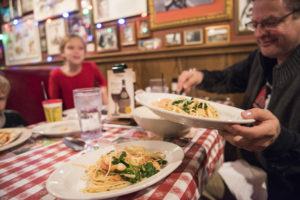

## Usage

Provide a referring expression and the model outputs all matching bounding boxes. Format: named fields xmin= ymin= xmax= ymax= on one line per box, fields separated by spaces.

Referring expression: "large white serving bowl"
xmin=132 ymin=106 xmax=191 ymax=138
xmin=135 ymin=92 xmax=255 ymax=130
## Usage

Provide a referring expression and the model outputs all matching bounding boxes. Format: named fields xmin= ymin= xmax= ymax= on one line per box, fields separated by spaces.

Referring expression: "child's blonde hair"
xmin=0 ymin=74 xmax=11 ymax=97
xmin=59 ymin=34 xmax=86 ymax=54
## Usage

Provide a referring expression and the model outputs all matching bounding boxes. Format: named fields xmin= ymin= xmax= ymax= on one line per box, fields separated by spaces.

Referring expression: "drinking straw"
xmin=41 ymin=81 xmax=48 ymax=100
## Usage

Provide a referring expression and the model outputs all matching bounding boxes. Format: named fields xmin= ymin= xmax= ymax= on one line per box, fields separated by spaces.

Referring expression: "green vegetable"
xmin=172 ymin=99 xmax=185 ymax=105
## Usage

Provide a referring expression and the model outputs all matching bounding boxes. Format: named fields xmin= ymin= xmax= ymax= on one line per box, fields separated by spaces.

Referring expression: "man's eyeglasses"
xmin=246 ymin=8 xmax=300 ymax=30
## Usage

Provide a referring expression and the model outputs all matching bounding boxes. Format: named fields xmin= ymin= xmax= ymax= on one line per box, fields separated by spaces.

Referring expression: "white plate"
xmin=0 ymin=128 xmax=32 ymax=152
xmin=46 ymin=140 xmax=184 ymax=200
xmin=135 ymin=92 xmax=255 ymax=130
xmin=32 ymin=120 xmax=81 ymax=136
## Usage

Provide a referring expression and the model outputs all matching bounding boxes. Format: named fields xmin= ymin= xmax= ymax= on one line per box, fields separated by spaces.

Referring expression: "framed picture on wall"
xmin=205 ymin=25 xmax=230 ymax=44
xmin=33 ymin=0 xmax=79 ymax=21
xmin=92 ymin=0 xmax=147 ymax=23
xmin=2 ymin=14 xmax=42 ymax=65
xmin=136 ymin=19 xmax=151 ymax=38
xmin=236 ymin=0 xmax=253 ymax=34
xmin=45 ymin=18 xmax=67 ymax=55
xmin=165 ymin=32 xmax=181 ymax=47
xmin=9 ymin=0 xmax=22 ymax=19
xmin=120 ymin=22 xmax=136 ymax=46
xmin=183 ymin=29 xmax=203 ymax=45
xmin=96 ymin=26 xmax=119 ymax=52
xmin=21 ymin=0 xmax=33 ymax=14
xmin=149 ymin=0 xmax=232 ymax=30
xmin=67 ymin=13 xmax=93 ymax=42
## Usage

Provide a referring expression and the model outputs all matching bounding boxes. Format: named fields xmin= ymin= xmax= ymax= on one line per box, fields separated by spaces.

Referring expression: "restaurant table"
xmin=0 ymin=122 xmax=225 ymax=200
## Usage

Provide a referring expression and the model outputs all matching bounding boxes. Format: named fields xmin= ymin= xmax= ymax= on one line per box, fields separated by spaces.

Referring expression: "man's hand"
xmin=177 ymin=70 xmax=203 ymax=94
xmin=221 ymin=108 xmax=280 ymax=152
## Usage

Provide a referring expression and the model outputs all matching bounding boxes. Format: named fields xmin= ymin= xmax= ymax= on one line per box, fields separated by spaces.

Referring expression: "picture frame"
xmin=183 ymin=29 xmax=203 ymax=45
xmin=67 ymin=13 xmax=93 ymax=42
xmin=149 ymin=0 xmax=233 ymax=30
xmin=120 ymin=22 xmax=136 ymax=46
xmin=92 ymin=0 xmax=147 ymax=23
xmin=96 ymin=26 xmax=119 ymax=52
xmin=136 ymin=19 xmax=151 ymax=38
xmin=45 ymin=18 xmax=67 ymax=55
xmin=165 ymin=32 xmax=182 ymax=47
xmin=33 ymin=0 xmax=79 ymax=21
xmin=236 ymin=0 xmax=253 ymax=34
xmin=21 ymin=0 xmax=33 ymax=14
xmin=205 ymin=25 xmax=230 ymax=44
xmin=9 ymin=0 xmax=22 ymax=19
xmin=2 ymin=14 xmax=42 ymax=65
xmin=138 ymin=38 xmax=161 ymax=50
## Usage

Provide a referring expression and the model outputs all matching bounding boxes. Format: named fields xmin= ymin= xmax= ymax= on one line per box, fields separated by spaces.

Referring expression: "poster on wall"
xmin=45 ymin=18 xmax=67 ymax=55
xmin=2 ymin=14 xmax=42 ymax=65
xmin=93 ymin=0 xmax=147 ymax=23
xmin=33 ymin=0 xmax=79 ymax=21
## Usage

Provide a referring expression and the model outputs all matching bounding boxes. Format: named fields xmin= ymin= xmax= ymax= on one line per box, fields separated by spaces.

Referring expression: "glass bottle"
xmin=118 ymin=79 xmax=130 ymax=113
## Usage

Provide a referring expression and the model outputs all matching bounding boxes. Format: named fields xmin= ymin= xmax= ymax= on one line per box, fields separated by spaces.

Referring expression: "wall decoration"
xmin=33 ymin=0 xmax=79 ymax=21
xmin=120 ymin=22 xmax=136 ymax=46
xmin=2 ymin=14 xmax=42 ymax=65
xmin=149 ymin=0 xmax=233 ymax=30
xmin=136 ymin=19 xmax=151 ymax=38
xmin=205 ymin=25 xmax=230 ymax=44
xmin=165 ymin=32 xmax=182 ymax=47
xmin=138 ymin=38 xmax=161 ymax=50
xmin=21 ymin=0 xmax=33 ymax=14
xmin=38 ymin=22 xmax=46 ymax=37
xmin=93 ymin=0 xmax=147 ymax=23
xmin=2 ymin=7 xmax=11 ymax=23
xmin=96 ymin=26 xmax=118 ymax=52
xmin=237 ymin=0 xmax=253 ymax=34
xmin=184 ymin=29 xmax=203 ymax=45
xmin=67 ymin=13 xmax=93 ymax=42
xmin=10 ymin=0 xmax=22 ymax=19
xmin=45 ymin=18 xmax=67 ymax=55
xmin=40 ymin=38 xmax=47 ymax=52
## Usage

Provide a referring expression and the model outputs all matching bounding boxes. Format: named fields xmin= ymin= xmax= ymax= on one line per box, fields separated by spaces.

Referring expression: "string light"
xmin=46 ymin=56 xmax=53 ymax=62
xmin=13 ymin=19 xmax=19 ymax=25
xmin=46 ymin=18 xmax=52 ymax=23
xmin=62 ymin=12 xmax=69 ymax=18
xmin=96 ymin=23 xmax=102 ymax=29
xmin=82 ymin=8 xmax=89 ymax=15
xmin=118 ymin=18 xmax=126 ymax=24
xmin=141 ymin=12 xmax=148 ymax=18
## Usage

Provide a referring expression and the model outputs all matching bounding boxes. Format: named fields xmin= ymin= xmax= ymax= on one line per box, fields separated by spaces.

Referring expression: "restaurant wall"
xmin=0 ymin=0 xmax=258 ymax=108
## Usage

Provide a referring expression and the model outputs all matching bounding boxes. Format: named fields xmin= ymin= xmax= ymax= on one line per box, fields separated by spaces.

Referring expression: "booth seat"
xmin=1 ymin=65 xmax=59 ymax=124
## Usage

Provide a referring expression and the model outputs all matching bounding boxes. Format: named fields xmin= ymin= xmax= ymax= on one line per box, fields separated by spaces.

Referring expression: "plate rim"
xmin=46 ymin=140 xmax=184 ymax=200
xmin=0 ymin=128 xmax=32 ymax=152
xmin=32 ymin=120 xmax=81 ymax=136
xmin=135 ymin=92 xmax=255 ymax=124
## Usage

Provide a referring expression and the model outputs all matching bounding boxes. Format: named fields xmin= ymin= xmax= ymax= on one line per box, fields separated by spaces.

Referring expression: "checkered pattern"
xmin=0 ymin=125 xmax=224 ymax=200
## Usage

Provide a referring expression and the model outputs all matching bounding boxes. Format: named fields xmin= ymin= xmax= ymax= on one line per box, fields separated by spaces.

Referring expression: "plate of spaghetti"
xmin=135 ymin=92 xmax=255 ymax=130
xmin=46 ymin=140 xmax=184 ymax=200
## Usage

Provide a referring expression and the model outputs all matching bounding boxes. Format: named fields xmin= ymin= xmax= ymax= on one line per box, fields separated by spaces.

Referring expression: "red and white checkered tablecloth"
xmin=0 ymin=125 xmax=224 ymax=200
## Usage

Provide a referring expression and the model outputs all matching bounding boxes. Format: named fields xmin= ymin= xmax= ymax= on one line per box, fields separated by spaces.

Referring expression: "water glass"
xmin=73 ymin=88 xmax=102 ymax=140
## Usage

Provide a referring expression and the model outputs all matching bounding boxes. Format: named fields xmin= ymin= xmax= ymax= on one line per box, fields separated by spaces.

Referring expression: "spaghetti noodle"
xmin=153 ymin=97 xmax=219 ymax=118
xmin=76 ymin=145 xmax=167 ymax=193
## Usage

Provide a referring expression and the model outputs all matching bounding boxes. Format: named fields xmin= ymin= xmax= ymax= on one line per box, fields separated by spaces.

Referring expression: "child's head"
xmin=60 ymin=34 xmax=86 ymax=54
xmin=0 ymin=74 xmax=10 ymax=112
xmin=59 ymin=34 xmax=87 ymax=65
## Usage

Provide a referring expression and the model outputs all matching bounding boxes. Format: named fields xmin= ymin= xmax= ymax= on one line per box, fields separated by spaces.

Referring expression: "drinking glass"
xmin=73 ymin=88 xmax=102 ymax=140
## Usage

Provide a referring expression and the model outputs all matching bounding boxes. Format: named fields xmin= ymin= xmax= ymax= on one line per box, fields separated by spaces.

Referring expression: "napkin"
xmin=218 ymin=159 xmax=267 ymax=200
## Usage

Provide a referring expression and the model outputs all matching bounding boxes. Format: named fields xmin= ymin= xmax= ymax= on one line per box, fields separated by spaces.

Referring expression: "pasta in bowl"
xmin=135 ymin=92 xmax=255 ymax=130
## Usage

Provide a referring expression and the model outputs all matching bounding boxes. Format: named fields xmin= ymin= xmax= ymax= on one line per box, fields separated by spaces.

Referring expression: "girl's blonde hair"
xmin=0 ymin=74 xmax=11 ymax=97
xmin=59 ymin=34 xmax=87 ymax=54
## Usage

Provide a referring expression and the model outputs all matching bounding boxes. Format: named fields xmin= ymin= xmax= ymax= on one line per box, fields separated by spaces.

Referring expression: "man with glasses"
xmin=177 ymin=0 xmax=300 ymax=199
